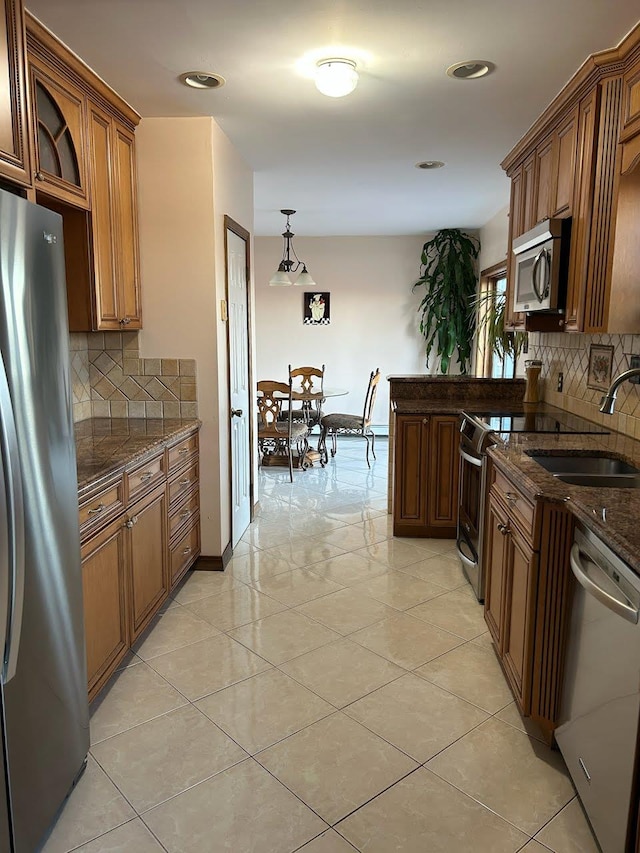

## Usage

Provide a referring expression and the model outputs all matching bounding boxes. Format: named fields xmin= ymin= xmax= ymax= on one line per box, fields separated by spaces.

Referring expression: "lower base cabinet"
xmin=483 ymin=456 xmax=574 ymax=743
xmin=81 ymin=516 xmax=128 ymax=702
xmin=127 ymin=484 xmax=168 ymax=642
xmin=79 ymin=426 xmax=201 ymax=701
xmin=393 ymin=413 xmax=459 ymax=537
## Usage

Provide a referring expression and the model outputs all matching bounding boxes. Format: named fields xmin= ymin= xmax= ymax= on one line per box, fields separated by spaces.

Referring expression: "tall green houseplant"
xmin=413 ymin=229 xmax=480 ymax=374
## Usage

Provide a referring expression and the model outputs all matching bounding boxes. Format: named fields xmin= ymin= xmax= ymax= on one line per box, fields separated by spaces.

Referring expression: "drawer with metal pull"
xmin=170 ymin=518 xmax=200 ymax=587
xmin=167 ymin=432 xmax=199 ymax=474
xmin=125 ymin=451 xmax=166 ymax=503
xmin=491 ymin=467 xmax=537 ymax=543
xmin=78 ymin=474 xmax=125 ymax=541
xmin=168 ymin=487 xmax=200 ymax=541
xmin=168 ymin=460 xmax=199 ymax=508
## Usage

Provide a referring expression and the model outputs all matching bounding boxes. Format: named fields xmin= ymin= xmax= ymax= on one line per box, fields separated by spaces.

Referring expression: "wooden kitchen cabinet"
xmin=502 ymin=21 xmax=640 ymax=334
xmin=483 ymin=456 xmax=574 ymax=742
xmin=26 ymin=13 xmax=142 ymax=332
xmin=393 ymin=413 xmax=459 ymax=538
xmin=78 ymin=425 xmax=201 ymax=701
xmin=126 ymin=483 xmax=169 ymax=642
xmin=0 ymin=0 xmax=31 ymax=186
xmin=86 ymin=101 xmax=142 ymax=330
xmin=28 ymin=54 xmax=89 ymax=207
xmin=81 ymin=514 xmax=128 ymax=702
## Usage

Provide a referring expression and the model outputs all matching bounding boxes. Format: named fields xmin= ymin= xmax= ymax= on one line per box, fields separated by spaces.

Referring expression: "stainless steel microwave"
xmin=512 ymin=218 xmax=570 ymax=313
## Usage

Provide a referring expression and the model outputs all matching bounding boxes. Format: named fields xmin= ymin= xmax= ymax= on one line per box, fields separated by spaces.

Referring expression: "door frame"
xmin=223 ymin=215 xmax=255 ymax=545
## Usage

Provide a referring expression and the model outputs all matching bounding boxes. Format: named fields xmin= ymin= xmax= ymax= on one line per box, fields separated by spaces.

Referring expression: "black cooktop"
xmin=474 ymin=409 xmax=610 ymax=435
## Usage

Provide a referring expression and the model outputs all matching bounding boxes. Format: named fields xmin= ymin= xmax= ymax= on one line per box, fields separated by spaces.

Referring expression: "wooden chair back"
xmin=362 ymin=368 xmax=381 ymax=428
xmin=288 ymin=365 xmax=325 ymax=395
xmin=257 ymin=380 xmax=292 ymax=438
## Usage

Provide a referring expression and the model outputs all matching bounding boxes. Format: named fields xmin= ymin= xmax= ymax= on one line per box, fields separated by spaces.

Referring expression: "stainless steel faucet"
xmin=599 ymin=367 xmax=640 ymax=414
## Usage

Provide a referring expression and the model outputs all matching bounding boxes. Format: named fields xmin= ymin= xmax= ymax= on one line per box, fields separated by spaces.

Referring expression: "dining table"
xmin=259 ymin=385 xmax=349 ymax=467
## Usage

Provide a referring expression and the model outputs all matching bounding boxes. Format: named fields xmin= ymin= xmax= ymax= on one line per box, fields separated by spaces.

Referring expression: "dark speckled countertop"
xmin=488 ymin=430 xmax=640 ymax=574
xmin=75 ymin=418 xmax=201 ymax=493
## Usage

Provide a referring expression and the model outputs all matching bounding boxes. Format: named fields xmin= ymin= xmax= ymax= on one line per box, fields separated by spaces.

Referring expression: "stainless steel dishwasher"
xmin=555 ymin=522 xmax=640 ymax=853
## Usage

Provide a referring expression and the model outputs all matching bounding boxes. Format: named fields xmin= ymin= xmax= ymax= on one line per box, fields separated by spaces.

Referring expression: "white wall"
xmin=478 ymin=205 xmax=509 ymax=272
xmin=135 ymin=116 xmax=253 ymax=556
xmin=254 ymin=235 xmax=443 ymax=422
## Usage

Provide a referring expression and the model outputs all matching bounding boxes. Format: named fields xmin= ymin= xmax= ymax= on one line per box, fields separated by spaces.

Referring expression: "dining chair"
xmin=288 ymin=364 xmax=325 ymax=428
xmin=257 ymin=379 xmax=310 ymax=481
xmin=318 ymin=368 xmax=381 ymax=467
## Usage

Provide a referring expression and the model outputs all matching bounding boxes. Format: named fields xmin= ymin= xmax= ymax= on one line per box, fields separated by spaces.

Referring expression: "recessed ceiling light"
xmin=416 ymin=160 xmax=445 ymax=170
xmin=179 ymin=71 xmax=226 ymax=90
xmin=314 ymin=59 xmax=359 ymax=98
xmin=446 ymin=60 xmax=495 ymax=80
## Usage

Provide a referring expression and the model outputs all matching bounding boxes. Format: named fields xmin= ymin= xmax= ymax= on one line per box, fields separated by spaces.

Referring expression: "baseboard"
xmin=196 ymin=541 xmax=232 ymax=572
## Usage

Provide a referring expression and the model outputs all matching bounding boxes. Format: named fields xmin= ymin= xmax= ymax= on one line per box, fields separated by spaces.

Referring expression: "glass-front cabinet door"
xmin=29 ymin=56 xmax=89 ymax=208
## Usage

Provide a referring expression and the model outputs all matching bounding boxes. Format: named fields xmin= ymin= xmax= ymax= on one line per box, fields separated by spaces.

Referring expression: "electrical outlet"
xmin=557 ymin=371 xmax=564 ymax=392
xmin=630 ymin=355 xmax=640 ymax=384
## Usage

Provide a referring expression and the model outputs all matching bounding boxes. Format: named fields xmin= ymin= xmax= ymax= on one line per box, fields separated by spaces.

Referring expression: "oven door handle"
xmin=570 ymin=544 xmax=639 ymax=624
xmin=456 ymin=540 xmax=477 ymax=569
xmin=459 ymin=447 xmax=483 ymax=468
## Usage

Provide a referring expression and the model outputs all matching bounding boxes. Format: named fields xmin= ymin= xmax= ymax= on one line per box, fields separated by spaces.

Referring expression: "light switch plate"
xmin=630 ymin=355 xmax=640 ymax=384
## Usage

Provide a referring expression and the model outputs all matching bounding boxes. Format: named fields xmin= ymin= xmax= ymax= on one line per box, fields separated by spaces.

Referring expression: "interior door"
xmin=225 ymin=219 xmax=252 ymax=548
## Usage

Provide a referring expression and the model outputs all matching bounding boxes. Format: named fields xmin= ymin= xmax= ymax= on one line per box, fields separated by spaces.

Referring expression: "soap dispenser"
xmin=523 ymin=359 xmax=543 ymax=405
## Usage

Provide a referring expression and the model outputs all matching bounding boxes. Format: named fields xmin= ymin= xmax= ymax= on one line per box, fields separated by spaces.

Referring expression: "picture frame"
xmin=303 ymin=291 xmax=330 ymax=325
xmin=587 ymin=344 xmax=614 ymax=391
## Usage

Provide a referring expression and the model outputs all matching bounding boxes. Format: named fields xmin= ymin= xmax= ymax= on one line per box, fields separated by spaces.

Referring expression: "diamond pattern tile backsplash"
xmin=69 ymin=332 xmax=198 ymax=423
xmin=529 ymin=332 xmax=640 ymax=440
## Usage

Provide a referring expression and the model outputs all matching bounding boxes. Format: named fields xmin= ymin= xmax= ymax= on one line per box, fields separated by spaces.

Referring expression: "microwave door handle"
xmin=540 ymin=248 xmax=551 ymax=299
xmin=531 ymin=249 xmax=546 ymax=302
xmin=570 ymin=544 xmax=639 ymax=624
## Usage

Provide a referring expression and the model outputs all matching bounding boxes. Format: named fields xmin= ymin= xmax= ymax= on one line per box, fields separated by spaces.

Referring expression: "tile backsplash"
xmin=528 ymin=332 xmax=640 ymax=440
xmin=69 ymin=331 xmax=198 ymax=422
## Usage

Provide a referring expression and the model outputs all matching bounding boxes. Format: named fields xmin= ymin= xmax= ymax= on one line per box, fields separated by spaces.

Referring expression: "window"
xmin=475 ymin=262 xmax=523 ymax=379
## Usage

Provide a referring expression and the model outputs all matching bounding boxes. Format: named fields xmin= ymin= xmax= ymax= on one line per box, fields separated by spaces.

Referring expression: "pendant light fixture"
xmin=269 ymin=209 xmax=316 ymax=287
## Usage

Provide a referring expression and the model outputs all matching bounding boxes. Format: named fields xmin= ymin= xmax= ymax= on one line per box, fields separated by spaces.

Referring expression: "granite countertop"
xmin=75 ymin=417 xmax=201 ymax=492
xmin=393 ymin=399 xmax=543 ymax=415
xmin=488 ymin=430 xmax=640 ymax=574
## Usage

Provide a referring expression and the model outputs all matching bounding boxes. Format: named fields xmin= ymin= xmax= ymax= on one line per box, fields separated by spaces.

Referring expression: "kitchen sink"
xmin=528 ymin=454 xmax=640 ymax=476
xmin=552 ymin=473 xmax=640 ymax=488
xmin=527 ymin=453 xmax=640 ymax=488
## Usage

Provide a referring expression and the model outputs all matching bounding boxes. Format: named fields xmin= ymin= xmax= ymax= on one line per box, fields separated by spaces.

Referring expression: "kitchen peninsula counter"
xmin=75 ymin=417 xmax=200 ymax=493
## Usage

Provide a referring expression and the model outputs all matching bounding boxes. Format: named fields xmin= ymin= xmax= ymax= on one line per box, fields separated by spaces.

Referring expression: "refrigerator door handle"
xmin=0 ymin=353 xmax=25 ymax=683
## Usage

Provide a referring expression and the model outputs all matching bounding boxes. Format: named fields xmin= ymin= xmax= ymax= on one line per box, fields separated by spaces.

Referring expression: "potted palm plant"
xmin=413 ymin=229 xmax=480 ymax=374
xmin=471 ymin=286 xmax=527 ymax=378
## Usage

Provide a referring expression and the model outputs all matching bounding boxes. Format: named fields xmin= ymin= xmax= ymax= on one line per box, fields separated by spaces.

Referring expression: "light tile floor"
xmin=44 ymin=437 xmax=600 ymax=852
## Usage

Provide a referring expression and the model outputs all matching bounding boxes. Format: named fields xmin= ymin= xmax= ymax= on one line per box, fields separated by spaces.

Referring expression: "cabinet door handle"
xmin=35 ymin=171 xmax=44 ymax=181
xmin=497 ymin=522 xmax=510 ymax=535
xmin=182 ymin=546 xmax=192 ymax=555
xmin=504 ymin=492 xmax=518 ymax=505
xmin=140 ymin=472 xmax=153 ymax=482
xmin=87 ymin=503 xmax=105 ymax=515
xmin=124 ymin=518 xmax=134 ymax=529
xmin=119 ymin=317 xmax=131 ymax=326
xmin=180 ymin=509 xmax=191 ymax=519
xmin=178 ymin=448 xmax=189 ymax=455
xmin=422 ymin=418 xmax=428 ymax=425
xmin=179 ymin=477 xmax=190 ymax=486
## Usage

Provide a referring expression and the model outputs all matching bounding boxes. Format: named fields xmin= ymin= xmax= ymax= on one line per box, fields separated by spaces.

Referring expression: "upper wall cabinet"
xmin=502 ymin=22 xmax=640 ymax=334
xmin=26 ymin=13 xmax=142 ymax=331
xmin=0 ymin=0 xmax=31 ymax=186
xmin=29 ymin=54 xmax=89 ymax=207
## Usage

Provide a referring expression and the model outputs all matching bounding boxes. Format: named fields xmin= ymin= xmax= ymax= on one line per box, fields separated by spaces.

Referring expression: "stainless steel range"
xmin=456 ymin=406 xmax=609 ymax=601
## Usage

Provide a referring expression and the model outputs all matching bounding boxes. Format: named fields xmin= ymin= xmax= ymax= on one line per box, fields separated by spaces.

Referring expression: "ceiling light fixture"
xmin=314 ymin=59 xmax=359 ymax=98
xmin=179 ymin=71 xmax=226 ymax=89
xmin=416 ymin=160 xmax=445 ymax=170
xmin=446 ymin=60 xmax=494 ymax=80
xmin=269 ymin=210 xmax=316 ymax=287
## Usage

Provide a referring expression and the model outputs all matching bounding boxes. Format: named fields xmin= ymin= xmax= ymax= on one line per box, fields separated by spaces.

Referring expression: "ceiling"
xmin=27 ymin=1 xmax=640 ymax=237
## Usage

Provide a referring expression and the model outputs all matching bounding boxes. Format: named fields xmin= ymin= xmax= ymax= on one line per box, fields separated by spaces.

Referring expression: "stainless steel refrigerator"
xmin=0 ymin=187 xmax=89 ymax=852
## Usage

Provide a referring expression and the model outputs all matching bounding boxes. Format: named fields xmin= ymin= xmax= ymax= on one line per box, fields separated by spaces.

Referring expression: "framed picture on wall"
xmin=303 ymin=292 xmax=330 ymax=325
xmin=587 ymin=343 xmax=614 ymax=391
